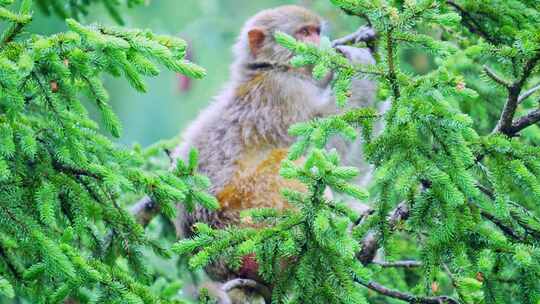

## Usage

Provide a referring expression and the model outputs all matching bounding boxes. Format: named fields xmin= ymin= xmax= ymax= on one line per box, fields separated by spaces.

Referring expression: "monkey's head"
xmin=234 ymin=5 xmax=322 ymax=67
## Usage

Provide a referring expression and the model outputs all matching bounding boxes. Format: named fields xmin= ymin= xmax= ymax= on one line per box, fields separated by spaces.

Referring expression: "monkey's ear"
xmin=247 ymin=28 xmax=266 ymax=57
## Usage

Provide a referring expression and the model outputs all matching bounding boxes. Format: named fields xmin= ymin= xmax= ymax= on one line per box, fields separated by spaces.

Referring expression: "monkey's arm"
xmin=332 ymin=26 xmax=376 ymax=48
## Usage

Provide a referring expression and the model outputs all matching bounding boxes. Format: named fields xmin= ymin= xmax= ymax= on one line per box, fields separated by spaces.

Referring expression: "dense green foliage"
xmin=177 ymin=0 xmax=540 ymax=303
xmin=0 ymin=0 xmax=217 ymax=303
xmin=2 ymin=0 xmax=540 ymax=303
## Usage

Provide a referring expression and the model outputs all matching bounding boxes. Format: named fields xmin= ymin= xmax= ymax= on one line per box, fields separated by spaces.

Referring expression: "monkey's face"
xmin=242 ymin=5 xmax=323 ymax=64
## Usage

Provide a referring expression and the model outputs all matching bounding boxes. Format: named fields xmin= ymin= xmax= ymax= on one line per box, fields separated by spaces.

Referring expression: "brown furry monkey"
xmin=172 ymin=5 xmax=376 ymax=285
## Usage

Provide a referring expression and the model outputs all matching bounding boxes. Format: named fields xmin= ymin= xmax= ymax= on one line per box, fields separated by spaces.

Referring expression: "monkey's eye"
xmin=315 ymin=27 xmax=321 ymax=35
xmin=299 ymin=28 xmax=310 ymax=36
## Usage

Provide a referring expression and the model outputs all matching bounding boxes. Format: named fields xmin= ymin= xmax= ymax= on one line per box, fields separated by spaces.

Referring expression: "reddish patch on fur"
xmin=239 ymin=253 xmax=259 ymax=278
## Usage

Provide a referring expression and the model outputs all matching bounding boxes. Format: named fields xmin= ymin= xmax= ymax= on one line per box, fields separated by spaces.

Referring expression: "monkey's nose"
xmin=305 ymin=34 xmax=320 ymax=45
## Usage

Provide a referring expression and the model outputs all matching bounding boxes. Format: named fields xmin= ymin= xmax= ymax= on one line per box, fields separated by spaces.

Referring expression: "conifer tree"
xmin=176 ymin=1 xmax=540 ymax=303
xmin=0 ymin=0 xmax=217 ymax=303
xmin=3 ymin=0 xmax=540 ymax=303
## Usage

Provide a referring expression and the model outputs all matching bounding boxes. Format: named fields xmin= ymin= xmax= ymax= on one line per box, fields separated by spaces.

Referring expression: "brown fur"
xmin=172 ymin=5 xmax=376 ymax=284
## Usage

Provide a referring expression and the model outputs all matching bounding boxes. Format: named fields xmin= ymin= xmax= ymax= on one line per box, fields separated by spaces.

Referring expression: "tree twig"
xmin=474 ymin=183 xmax=530 ymax=242
xmin=518 ymin=83 xmax=540 ymax=104
xmin=483 ymin=65 xmax=511 ymax=88
xmin=356 ymin=279 xmax=460 ymax=304
xmin=373 ymin=260 xmax=422 ymax=268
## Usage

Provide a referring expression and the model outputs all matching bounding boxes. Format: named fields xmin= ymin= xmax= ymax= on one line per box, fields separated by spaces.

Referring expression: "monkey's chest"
xmin=216 ymin=148 xmax=305 ymax=215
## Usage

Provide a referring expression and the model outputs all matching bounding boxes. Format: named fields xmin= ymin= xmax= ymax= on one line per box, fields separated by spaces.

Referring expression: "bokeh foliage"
xmin=0 ymin=0 xmax=216 ymax=303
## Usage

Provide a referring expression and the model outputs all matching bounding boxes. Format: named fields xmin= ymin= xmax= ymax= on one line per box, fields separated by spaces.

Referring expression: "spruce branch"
xmin=0 ymin=245 xmax=20 ymax=281
xmin=0 ymin=0 xmax=32 ymax=46
xmin=475 ymin=183 xmax=531 ymax=243
xmin=482 ymin=212 xmax=525 ymax=243
xmin=445 ymin=0 xmax=498 ymax=45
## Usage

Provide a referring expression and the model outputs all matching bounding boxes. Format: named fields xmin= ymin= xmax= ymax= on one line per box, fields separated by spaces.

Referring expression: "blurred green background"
xmin=28 ymin=0 xmax=363 ymax=147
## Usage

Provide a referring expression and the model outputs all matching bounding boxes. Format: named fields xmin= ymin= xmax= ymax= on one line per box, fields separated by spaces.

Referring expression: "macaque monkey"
xmin=172 ymin=4 xmax=376 ymax=291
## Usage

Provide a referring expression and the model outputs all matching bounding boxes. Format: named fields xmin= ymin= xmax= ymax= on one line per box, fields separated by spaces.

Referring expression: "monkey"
xmin=171 ymin=5 xmax=377 ymax=292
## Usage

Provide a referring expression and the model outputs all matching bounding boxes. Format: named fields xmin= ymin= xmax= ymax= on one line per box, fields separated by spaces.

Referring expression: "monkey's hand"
xmin=316 ymin=45 xmax=375 ymax=89
xmin=335 ymin=45 xmax=375 ymax=66
xmin=332 ymin=26 xmax=376 ymax=48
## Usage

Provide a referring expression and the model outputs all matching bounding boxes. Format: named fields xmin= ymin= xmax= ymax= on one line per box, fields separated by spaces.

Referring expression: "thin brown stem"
xmin=373 ymin=260 xmax=422 ymax=268
xmin=356 ymin=279 xmax=460 ymax=304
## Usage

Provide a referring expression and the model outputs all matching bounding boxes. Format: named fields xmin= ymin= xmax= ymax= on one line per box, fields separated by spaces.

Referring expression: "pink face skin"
xmin=295 ymin=24 xmax=321 ymax=45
